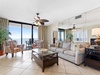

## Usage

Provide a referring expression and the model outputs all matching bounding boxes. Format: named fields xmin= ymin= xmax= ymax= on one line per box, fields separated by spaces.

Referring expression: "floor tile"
xmin=0 ymin=50 xmax=99 ymax=75
xmin=52 ymin=65 xmax=66 ymax=73
xmin=20 ymin=69 xmax=37 ymax=75
xmin=0 ymin=66 xmax=13 ymax=75
xmin=4 ymin=68 xmax=25 ymax=75
xmin=27 ymin=62 xmax=41 ymax=70
xmin=16 ymin=62 xmax=31 ymax=69
xmin=65 ymin=66 xmax=81 ymax=74
xmin=36 ymin=71 xmax=52 ymax=75
xmin=52 ymin=72 xmax=66 ymax=75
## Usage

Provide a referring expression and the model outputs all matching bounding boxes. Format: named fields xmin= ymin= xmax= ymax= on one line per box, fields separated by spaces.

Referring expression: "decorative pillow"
xmin=80 ymin=42 xmax=90 ymax=48
xmin=55 ymin=42 xmax=60 ymax=48
xmin=70 ymin=43 xmax=79 ymax=52
xmin=59 ymin=42 xmax=63 ymax=48
xmin=62 ymin=42 xmax=71 ymax=49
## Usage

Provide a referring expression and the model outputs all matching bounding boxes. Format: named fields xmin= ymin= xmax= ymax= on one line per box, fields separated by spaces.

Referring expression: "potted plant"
xmin=66 ymin=33 xmax=73 ymax=41
xmin=0 ymin=27 xmax=8 ymax=55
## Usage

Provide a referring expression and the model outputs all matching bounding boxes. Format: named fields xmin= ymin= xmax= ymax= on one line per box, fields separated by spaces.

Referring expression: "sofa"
xmin=48 ymin=41 xmax=90 ymax=65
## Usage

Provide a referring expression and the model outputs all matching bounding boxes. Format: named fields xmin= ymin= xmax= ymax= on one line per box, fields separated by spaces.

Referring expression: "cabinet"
xmin=84 ymin=48 xmax=100 ymax=70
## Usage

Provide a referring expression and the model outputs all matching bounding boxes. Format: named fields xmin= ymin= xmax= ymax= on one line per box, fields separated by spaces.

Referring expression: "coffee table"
xmin=31 ymin=48 xmax=58 ymax=72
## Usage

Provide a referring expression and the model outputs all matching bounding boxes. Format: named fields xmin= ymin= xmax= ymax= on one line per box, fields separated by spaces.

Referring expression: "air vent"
xmin=75 ymin=15 xmax=82 ymax=19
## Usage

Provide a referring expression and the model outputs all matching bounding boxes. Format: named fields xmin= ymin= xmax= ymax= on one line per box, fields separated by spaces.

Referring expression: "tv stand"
xmin=84 ymin=48 xmax=100 ymax=70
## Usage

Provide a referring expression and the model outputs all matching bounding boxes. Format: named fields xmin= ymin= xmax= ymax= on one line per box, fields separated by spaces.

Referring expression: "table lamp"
xmin=92 ymin=28 xmax=100 ymax=48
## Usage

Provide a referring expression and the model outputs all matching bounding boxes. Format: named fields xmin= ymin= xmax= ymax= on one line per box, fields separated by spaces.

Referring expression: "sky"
xmin=9 ymin=25 xmax=38 ymax=39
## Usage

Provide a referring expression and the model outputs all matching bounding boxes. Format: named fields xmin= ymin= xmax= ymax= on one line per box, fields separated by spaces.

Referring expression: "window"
xmin=58 ymin=29 xmax=65 ymax=41
xmin=9 ymin=21 xmax=38 ymax=50
xmin=33 ymin=26 xmax=38 ymax=41
xmin=73 ymin=30 xmax=88 ymax=42
xmin=22 ymin=25 xmax=31 ymax=46
xmin=9 ymin=23 xmax=21 ymax=44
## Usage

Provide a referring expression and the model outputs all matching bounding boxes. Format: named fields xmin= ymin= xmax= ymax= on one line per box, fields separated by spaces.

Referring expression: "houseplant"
xmin=66 ymin=33 xmax=73 ymax=41
xmin=0 ymin=27 xmax=8 ymax=55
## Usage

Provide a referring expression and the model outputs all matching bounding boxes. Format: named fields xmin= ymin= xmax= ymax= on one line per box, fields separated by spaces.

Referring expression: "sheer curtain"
xmin=38 ymin=26 xmax=47 ymax=48
xmin=0 ymin=18 xmax=8 ymax=29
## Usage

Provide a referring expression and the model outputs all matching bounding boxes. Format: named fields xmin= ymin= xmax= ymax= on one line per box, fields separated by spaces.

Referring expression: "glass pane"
xmin=33 ymin=26 xmax=38 ymax=42
xmin=9 ymin=22 xmax=21 ymax=44
xmin=22 ymin=25 xmax=31 ymax=49
xmin=61 ymin=32 xmax=64 ymax=41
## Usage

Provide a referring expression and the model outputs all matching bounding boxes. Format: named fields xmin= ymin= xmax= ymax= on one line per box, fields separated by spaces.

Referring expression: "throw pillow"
xmin=70 ymin=43 xmax=79 ymax=52
xmin=59 ymin=41 xmax=63 ymax=48
xmin=62 ymin=42 xmax=71 ymax=49
xmin=55 ymin=42 xmax=60 ymax=48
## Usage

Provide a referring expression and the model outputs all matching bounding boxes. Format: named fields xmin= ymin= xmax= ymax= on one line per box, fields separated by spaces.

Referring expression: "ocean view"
xmin=13 ymin=38 xmax=38 ymax=49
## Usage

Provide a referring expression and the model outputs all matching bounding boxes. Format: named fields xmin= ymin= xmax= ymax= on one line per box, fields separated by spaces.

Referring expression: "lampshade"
xmin=92 ymin=28 xmax=100 ymax=36
xmin=92 ymin=28 xmax=100 ymax=48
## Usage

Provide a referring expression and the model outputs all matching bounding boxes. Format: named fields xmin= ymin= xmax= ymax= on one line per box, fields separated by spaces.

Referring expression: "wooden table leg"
xmin=42 ymin=68 xmax=44 ymax=72
xmin=12 ymin=53 xmax=14 ymax=57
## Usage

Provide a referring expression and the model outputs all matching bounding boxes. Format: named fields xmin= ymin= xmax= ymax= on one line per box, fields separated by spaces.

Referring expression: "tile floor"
xmin=0 ymin=50 xmax=100 ymax=75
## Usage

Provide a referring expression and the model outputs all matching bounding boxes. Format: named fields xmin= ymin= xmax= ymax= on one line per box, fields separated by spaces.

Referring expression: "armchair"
xmin=32 ymin=40 xmax=44 ymax=48
xmin=3 ymin=40 xmax=24 ymax=57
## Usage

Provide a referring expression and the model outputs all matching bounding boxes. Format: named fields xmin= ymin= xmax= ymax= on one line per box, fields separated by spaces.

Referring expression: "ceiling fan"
xmin=33 ymin=13 xmax=49 ymax=26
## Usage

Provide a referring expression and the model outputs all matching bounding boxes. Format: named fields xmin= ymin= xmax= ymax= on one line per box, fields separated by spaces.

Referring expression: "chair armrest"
xmin=17 ymin=44 xmax=24 ymax=51
xmin=50 ymin=44 xmax=55 ymax=47
xmin=48 ymin=44 xmax=55 ymax=49
xmin=17 ymin=44 xmax=24 ymax=48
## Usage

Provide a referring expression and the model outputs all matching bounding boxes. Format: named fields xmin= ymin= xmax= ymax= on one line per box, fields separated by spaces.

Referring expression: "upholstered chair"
xmin=32 ymin=40 xmax=44 ymax=48
xmin=3 ymin=40 xmax=24 ymax=57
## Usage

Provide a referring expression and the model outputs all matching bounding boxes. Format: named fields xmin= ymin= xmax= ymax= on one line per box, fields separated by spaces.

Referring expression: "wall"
xmin=47 ymin=23 xmax=58 ymax=44
xmin=47 ymin=7 xmax=100 ymax=44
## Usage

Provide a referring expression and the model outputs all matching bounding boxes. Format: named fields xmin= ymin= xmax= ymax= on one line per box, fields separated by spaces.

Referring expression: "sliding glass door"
xmin=9 ymin=21 xmax=38 ymax=50
xmin=33 ymin=26 xmax=38 ymax=42
xmin=9 ymin=22 xmax=21 ymax=44
xmin=22 ymin=25 xmax=32 ymax=49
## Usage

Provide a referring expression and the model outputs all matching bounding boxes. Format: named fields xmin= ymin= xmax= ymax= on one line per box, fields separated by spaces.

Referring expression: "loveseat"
xmin=48 ymin=41 xmax=90 ymax=65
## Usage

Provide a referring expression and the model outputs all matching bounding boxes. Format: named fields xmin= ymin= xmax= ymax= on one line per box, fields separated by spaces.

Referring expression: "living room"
xmin=0 ymin=0 xmax=100 ymax=75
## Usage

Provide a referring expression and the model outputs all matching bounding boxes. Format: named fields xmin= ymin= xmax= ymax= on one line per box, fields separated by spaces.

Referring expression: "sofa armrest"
xmin=75 ymin=48 xmax=85 ymax=65
xmin=76 ymin=48 xmax=85 ymax=54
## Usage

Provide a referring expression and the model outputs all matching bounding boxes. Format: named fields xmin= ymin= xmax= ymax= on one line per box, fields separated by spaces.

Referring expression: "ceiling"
xmin=0 ymin=0 xmax=100 ymax=25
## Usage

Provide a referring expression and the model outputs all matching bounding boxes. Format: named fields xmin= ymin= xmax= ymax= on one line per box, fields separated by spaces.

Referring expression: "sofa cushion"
xmin=62 ymin=42 xmax=71 ymax=49
xmin=59 ymin=41 xmax=63 ymax=48
xmin=56 ymin=48 xmax=68 ymax=53
xmin=64 ymin=50 xmax=75 ymax=57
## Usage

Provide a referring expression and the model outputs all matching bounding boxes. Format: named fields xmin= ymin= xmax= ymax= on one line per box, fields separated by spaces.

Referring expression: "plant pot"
xmin=0 ymin=50 xmax=4 ymax=56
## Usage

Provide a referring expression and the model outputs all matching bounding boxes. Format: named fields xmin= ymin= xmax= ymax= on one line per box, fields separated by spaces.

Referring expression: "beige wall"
xmin=47 ymin=23 xmax=58 ymax=44
xmin=47 ymin=7 xmax=100 ymax=44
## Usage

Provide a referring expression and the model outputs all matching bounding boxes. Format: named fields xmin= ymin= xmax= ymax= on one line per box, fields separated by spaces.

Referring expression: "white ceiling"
xmin=0 ymin=0 xmax=100 ymax=25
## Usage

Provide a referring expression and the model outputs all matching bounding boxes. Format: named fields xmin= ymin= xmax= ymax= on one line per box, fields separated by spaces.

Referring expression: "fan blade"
xmin=67 ymin=28 xmax=73 ymax=30
xmin=40 ymin=22 xmax=45 ymax=25
xmin=40 ymin=19 xmax=49 ymax=22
